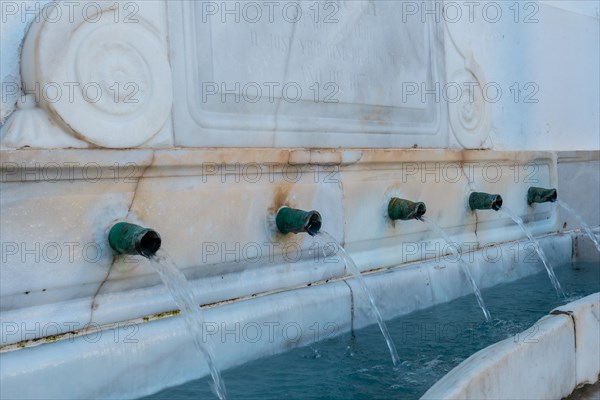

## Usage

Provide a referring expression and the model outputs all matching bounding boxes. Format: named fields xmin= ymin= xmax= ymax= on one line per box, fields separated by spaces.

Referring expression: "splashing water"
xmin=420 ymin=216 xmax=492 ymax=322
xmin=150 ymin=250 xmax=227 ymax=400
xmin=315 ymin=231 xmax=400 ymax=367
xmin=557 ymin=199 xmax=600 ymax=252
xmin=498 ymin=206 xmax=565 ymax=297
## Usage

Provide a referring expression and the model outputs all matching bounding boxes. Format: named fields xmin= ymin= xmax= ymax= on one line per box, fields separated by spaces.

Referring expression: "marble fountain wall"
xmin=0 ymin=1 xmax=598 ymax=398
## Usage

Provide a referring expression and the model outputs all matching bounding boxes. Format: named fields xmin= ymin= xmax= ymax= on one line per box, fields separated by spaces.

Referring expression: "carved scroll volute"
xmin=448 ymin=68 xmax=492 ymax=149
xmin=19 ymin=1 xmax=173 ymax=148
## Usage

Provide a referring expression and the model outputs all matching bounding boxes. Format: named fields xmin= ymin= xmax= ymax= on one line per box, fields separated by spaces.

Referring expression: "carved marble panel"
xmin=169 ymin=1 xmax=448 ymax=148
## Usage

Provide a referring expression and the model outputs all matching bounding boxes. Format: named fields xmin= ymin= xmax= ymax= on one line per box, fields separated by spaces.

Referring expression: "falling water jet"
xmin=419 ymin=216 xmax=492 ymax=322
xmin=273 ymin=209 xmax=400 ymax=366
xmin=498 ymin=206 xmax=565 ymax=298
xmin=527 ymin=187 xmax=598 ymax=251
xmin=556 ymin=200 xmax=600 ymax=252
xmin=315 ymin=231 xmax=401 ymax=367
xmin=149 ymin=251 xmax=227 ymax=400
xmin=108 ymin=223 xmax=227 ymax=399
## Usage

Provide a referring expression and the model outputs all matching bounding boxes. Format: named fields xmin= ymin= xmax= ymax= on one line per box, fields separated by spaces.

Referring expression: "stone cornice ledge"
xmin=0 ymin=148 xmax=557 ymax=175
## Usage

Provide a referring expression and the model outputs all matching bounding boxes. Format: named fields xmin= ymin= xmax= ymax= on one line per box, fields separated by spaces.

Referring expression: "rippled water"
xmin=143 ymin=262 xmax=599 ymax=400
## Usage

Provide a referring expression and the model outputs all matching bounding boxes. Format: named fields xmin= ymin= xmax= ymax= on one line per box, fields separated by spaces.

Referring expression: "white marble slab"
xmin=169 ymin=1 xmax=447 ymax=148
xmin=553 ymin=293 xmax=600 ymax=386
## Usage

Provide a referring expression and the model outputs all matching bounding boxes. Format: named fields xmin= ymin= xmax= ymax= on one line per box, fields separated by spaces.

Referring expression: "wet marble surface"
xmin=566 ymin=381 xmax=600 ymax=400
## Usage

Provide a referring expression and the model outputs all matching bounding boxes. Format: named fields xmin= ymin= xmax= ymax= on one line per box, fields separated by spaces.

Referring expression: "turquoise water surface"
xmin=145 ymin=262 xmax=599 ymax=400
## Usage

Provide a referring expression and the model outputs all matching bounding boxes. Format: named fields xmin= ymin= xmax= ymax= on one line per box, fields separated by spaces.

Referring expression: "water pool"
xmin=144 ymin=262 xmax=599 ymax=400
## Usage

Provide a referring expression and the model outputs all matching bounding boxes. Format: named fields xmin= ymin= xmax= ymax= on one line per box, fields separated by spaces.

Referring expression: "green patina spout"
xmin=276 ymin=207 xmax=322 ymax=236
xmin=469 ymin=192 xmax=503 ymax=211
xmin=527 ymin=187 xmax=557 ymax=205
xmin=108 ymin=222 xmax=162 ymax=258
xmin=388 ymin=198 xmax=427 ymax=221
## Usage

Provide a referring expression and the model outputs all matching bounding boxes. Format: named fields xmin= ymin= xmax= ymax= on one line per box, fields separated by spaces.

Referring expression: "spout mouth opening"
xmin=527 ymin=187 xmax=558 ymax=204
xmin=275 ymin=207 xmax=322 ymax=235
xmin=469 ymin=192 xmax=503 ymax=211
xmin=388 ymin=198 xmax=426 ymax=220
xmin=305 ymin=211 xmax=322 ymax=236
xmin=491 ymin=195 xmax=503 ymax=211
xmin=414 ymin=202 xmax=427 ymax=220
xmin=138 ymin=230 xmax=161 ymax=258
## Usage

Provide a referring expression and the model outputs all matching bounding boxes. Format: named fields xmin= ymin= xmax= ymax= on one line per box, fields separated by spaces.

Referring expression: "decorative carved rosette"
xmin=15 ymin=1 xmax=173 ymax=148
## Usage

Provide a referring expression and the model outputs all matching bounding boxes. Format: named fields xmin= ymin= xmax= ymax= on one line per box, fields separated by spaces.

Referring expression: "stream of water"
xmin=315 ymin=231 xmax=400 ymax=367
xmin=420 ymin=216 xmax=492 ymax=322
xmin=557 ymin=199 xmax=600 ymax=252
xmin=498 ymin=206 xmax=565 ymax=297
xmin=150 ymin=250 xmax=227 ymax=399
